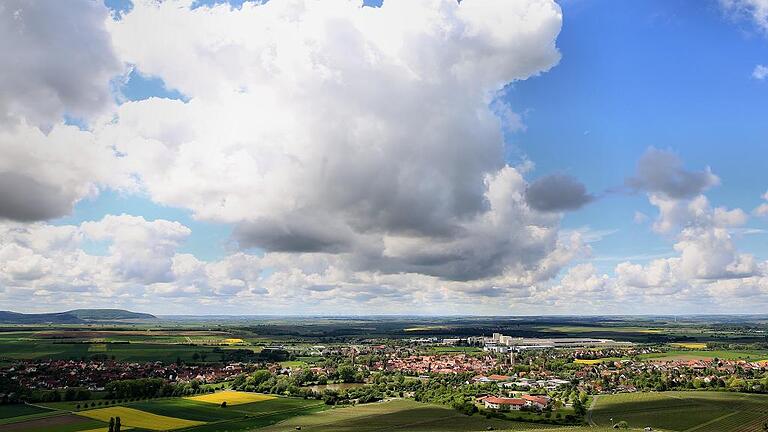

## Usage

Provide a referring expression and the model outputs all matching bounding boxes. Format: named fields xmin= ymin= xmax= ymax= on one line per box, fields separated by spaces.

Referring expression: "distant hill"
xmin=0 ymin=311 xmax=84 ymax=324
xmin=0 ymin=309 xmax=156 ymax=324
xmin=67 ymin=309 xmax=156 ymax=321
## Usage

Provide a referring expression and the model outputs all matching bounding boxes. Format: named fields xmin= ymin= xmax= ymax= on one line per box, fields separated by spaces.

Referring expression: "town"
xmin=1 ymin=316 xmax=768 ymax=431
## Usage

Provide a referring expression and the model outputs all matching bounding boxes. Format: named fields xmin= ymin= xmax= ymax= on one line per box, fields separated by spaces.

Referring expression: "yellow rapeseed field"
xmin=186 ymin=390 xmax=276 ymax=405
xmin=574 ymin=359 xmax=602 ymax=365
xmin=671 ymin=342 xmax=707 ymax=349
xmin=77 ymin=406 xmax=205 ymax=430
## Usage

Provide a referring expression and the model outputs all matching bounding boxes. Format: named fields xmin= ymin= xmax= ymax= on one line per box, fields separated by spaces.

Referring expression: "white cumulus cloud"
xmin=100 ymin=0 xmax=568 ymax=282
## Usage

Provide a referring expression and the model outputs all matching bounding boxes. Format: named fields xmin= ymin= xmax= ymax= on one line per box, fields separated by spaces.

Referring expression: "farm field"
xmin=278 ymin=360 xmax=307 ymax=368
xmin=591 ymin=391 xmax=768 ymax=431
xmin=129 ymin=399 xmax=246 ymax=422
xmin=0 ymin=405 xmax=53 ymax=420
xmin=76 ymin=406 xmax=205 ymax=430
xmin=669 ymin=342 xmax=707 ymax=349
xmin=1 ymin=393 xmax=325 ymax=432
xmin=185 ymin=390 xmax=275 ymax=406
xmin=543 ymin=326 xmax=663 ymax=334
xmin=0 ymin=405 xmax=63 ymax=427
xmin=638 ymin=349 xmax=768 ymax=361
xmin=0 ymin=414 xmax=107 ymax=432
xmin=573 ymin=358 xmax=622 ymax=365
xmin=258 ymin=399 xmax=584 ymax=432
xmin=0 ymin=327 xmax=257 ymax=363
xmin=0 ymin=340 xmax=220 ymax=363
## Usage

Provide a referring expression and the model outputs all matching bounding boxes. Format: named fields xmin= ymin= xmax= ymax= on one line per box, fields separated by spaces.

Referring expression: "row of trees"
xmin=0 ymin=378 xmax=90 ymax=404
xmin=105 ymin=378 xmax=212 ymax=399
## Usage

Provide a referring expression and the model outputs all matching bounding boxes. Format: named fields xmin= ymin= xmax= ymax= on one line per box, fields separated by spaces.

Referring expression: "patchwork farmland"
xmin=0 ymin=391 xmax=325 ymax=432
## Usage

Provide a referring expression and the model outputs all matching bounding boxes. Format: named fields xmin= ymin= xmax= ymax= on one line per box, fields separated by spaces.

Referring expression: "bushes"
xmin=452 ymin=400 xmax=478 ymax=416
xmin=105 ymin=378 xmax=165 ymax=399
xmin=104 ymin=378 xmax=204 ymax=400
xmin=64 ymin=388 xmax=91 ymax=402
xmin=38 ymin=390 xmax=62 ymax=403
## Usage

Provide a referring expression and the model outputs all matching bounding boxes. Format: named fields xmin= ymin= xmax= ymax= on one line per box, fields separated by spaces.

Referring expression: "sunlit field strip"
xmin=77 ymin=406 xmax=205 ymax=430
xmin=185 ymin=390 xmax=276 ymax=406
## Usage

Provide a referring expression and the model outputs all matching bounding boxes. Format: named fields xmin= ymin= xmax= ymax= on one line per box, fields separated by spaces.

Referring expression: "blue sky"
xmin=2 ymin=0 xmax=768 ymax=314
xmin=507 ymin=0 xmax=768 ymax=270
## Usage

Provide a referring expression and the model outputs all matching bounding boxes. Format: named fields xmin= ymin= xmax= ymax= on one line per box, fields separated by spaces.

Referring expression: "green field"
xmin=0 ymin=340 xmax=221 ymax=363
xmin=591 ymin=391 xmax=768 ymax=431
xmin=0 ymin=413 xmax=108 ymax=432
xmin=278 ymin=360 xmax=308 ymax=368
xmin=259 ymin=399 xmax=585 ymax=432
xmin=177 ymin=396 xmax=327 ymax=432
xmin=129 ymin=399 xmax=245 ymax=422
xmin=0 ymin=328 xmax=248 ymax=363
xmin=638 ymin=349 xmax=768 ymax=361
xmin=0 ymin=405 xmax=53 ymax=420
xmin=0 ymin=404 xmax=65 ymax=427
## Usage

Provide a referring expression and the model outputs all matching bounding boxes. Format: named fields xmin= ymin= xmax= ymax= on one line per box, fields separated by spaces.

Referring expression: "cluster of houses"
xmin=478 ymin=393 xmax=551 ymax=411
xmin=470 ymin=374 xmax=557 ymax=411
xmin=379 ymin=354 xmax=498 ymax=374
xmin=0 ymin=360 xmax=251 ymax=390
xmin=472 ymin=373 xmax=571 ymax=391
xmin=574 ymin=357 xmax=768 ymax=394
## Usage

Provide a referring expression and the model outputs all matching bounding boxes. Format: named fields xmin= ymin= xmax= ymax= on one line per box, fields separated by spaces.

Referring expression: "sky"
xmin=0 ymin=0 xmax=767 ymax=315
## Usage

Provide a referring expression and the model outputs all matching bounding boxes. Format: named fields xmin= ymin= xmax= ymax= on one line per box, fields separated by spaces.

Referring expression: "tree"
xmin=337 ymin=365 xmax=356 ymax=383
xmin=250 ymin=370 xmax=272 ymax=386
xmin=65 ymin=388 xmax=77 ymax=401
xmin=573 ymin=398 xmax=586 ymax=416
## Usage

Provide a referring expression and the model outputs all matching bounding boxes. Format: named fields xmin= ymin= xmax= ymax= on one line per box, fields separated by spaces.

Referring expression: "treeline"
xmin=0 ymin=386 xmax=91 ymax=404
xmin=592 ymin=368 xmax=768 ymax=393
xmin=230 ymin=363 xmax=366 ymax=396
xmin=0 ymin=377 xmax=217 ymax=406
xmin=105 ymin=378 xmax=210 ymax=399
xmin=229 ymin=366 xmax=405 ymax=405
